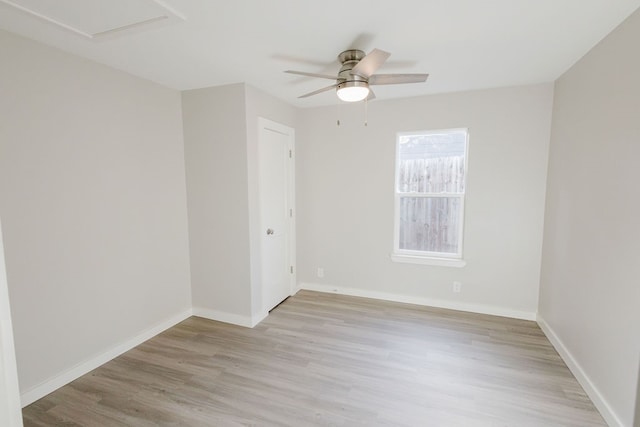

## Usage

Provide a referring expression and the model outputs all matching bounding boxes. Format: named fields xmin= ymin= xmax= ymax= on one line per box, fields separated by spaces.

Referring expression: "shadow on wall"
xmin=635 ymin=361 xmax=640 ymax=427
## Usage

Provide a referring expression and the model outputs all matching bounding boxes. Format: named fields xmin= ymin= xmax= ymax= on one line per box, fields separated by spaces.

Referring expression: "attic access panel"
xmin=0 ymin=0 xmax=185 ymax=40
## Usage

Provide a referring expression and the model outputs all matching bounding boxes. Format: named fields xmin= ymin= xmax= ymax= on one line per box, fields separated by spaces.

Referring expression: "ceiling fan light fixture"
xmin=336 ymin=82 xmax=370 ymax=102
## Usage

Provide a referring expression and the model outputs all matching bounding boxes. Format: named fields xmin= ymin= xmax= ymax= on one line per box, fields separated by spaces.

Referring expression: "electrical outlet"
xmin=453 ymin=281 xmax=462 ymax=293
xmin=317 ymin=267 xmax=324 ymax=278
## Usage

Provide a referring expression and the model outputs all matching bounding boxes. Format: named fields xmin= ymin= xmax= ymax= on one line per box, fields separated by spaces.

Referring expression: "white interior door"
xmin=258 ymin=118 xmax=294 ymax=312
xmin=0 ymin=220 xmax=23 ymax=426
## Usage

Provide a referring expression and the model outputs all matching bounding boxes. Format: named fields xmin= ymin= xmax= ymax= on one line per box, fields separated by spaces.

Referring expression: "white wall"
xmin=539 ymin=8 xmax=640 ymax=427
xmin=296 ymin=84 xmax=553 ymax=319
xmin=182 ymin=84 xmax=253 ymax=323
xmin=244 ymin=84 xmax=297 ymax=318
xmin=633 ymin=378 xmax=640 ymax=427
xmin=0 ymin=30 xmax=192 ymax=402
xmin=183 ymin=83 xmax=297 ymax=324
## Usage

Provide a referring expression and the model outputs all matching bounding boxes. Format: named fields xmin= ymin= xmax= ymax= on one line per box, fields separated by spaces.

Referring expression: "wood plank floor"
xmin=22 ymin=291 xmax=606 ymax=426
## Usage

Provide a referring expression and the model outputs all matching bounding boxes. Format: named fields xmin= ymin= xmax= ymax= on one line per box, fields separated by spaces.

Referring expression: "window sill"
xmin=390 ymin=254 xmax=467 ymax=268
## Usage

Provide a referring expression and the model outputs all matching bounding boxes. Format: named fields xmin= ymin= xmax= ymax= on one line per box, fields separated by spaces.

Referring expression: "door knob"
xmin=266 ymin=228 xmax=274 ymax=235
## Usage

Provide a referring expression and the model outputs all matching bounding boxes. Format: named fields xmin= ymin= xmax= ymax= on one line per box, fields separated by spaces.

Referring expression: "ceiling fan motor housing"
xmin=338 ymin=49 xmax=366 ymax=63
xmin=337 ymin=49 xmax=369 ymax=89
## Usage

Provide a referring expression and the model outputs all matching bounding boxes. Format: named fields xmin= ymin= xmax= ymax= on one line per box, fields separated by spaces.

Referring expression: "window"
xmin=392 ymin=128 xmax=468 ymax=267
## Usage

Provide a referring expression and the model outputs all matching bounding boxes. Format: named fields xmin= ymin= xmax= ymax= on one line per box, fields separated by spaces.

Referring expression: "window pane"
xmin=398 ymin=130 xmax=466 ymax=193
xmin=399 ymin=196 xmax=461 ymax=254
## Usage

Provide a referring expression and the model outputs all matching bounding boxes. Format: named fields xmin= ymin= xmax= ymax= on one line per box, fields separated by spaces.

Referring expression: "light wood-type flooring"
xmin=22 ymin=291 xmax=606 ymax=426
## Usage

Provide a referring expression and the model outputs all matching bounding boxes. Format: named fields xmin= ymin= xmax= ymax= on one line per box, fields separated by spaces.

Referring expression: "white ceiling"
xmin=1 ymin=0 xmax=639 ymax=107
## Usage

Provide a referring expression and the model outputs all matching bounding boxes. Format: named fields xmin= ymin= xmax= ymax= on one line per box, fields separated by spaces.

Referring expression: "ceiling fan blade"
xmin=351 ymin=48 xmax=391 ymax=78
xmin=272 ymin=53 xmax=333 ymax=68
xmin=285 ymin=70 xmax=336 ymax=80
xmin=369 ymin=73 xmax=429 ymax=85
xmin=299 ymin=83 xmax=339 ymax=98
xmin=366 ymin=89 xmax=376 ymax=101
xmin=345 ymin=33 xmax=375 ymax=51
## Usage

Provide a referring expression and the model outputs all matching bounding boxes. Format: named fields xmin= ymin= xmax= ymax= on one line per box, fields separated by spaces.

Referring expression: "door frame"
xmin=257 ymin=117 xmax=296 ymax=314
xmin=0 ymin=219 xmax=23 ymax=426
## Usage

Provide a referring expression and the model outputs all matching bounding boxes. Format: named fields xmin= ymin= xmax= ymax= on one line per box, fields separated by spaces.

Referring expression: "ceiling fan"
xmin=285 ymin=48 xmax=428 ymax=102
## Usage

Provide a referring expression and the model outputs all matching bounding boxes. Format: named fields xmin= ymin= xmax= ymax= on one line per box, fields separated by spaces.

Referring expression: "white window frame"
xmin=391 ymin=128 xmax=469 ymax=267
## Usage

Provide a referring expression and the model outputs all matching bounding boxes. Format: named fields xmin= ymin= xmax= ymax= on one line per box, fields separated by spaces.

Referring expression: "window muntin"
xmin=394 ymin=129 xmax=468 ymax=261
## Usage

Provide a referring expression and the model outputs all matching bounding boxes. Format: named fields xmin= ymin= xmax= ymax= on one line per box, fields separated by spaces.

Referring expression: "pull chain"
xmin=364 ymin=97 xmax=368 ymax=126
xmin=337 ymin=102 xmax=341 ymax=126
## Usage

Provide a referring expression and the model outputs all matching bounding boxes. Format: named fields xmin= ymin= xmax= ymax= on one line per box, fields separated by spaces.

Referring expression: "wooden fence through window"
xmin=398 ymin=156 xmax=465 ymax=253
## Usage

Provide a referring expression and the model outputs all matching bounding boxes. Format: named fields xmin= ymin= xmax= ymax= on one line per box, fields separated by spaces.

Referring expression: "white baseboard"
xmin=537 ymin=315 xmax=622 ymax=427
xmin=251 ymin=310 xmax=269 ymax=327
xmin=298 ymin=282 xmax=536 ymax=321
xmin=192 ymin=307 xmax=267 ymax=328
xmin=20 ymin=308 xmax=193 ymax=407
